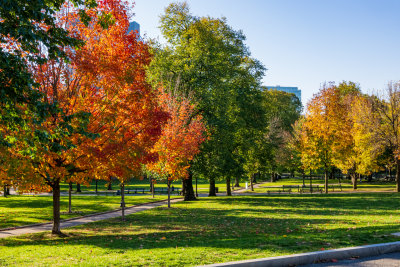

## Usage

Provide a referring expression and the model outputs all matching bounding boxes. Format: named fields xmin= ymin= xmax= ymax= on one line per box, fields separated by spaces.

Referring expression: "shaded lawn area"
xmin=1 ymin=193 xmax=400 ymax=266
xmin=59 ymin=178 xmax=233 ymax=193
xmin=0 ymin=195 xmax=179 ymax=229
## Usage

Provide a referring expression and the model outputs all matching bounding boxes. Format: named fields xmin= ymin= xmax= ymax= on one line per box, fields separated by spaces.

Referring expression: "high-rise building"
xmin=128 ymin=21 xmax=140 ymax=36
xmin=264 ymin=85 xmax=301 ymax=102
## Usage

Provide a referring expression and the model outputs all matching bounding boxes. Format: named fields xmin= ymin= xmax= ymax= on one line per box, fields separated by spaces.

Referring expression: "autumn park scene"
xmin=1 ymin=0 xmax=400 ymax=266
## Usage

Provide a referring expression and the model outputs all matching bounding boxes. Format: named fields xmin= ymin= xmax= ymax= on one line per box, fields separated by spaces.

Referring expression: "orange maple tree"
xmin=1 ymin=0 xmax=168 ymax=234
xmin=147 ymin=89 xmax=207 ymax=204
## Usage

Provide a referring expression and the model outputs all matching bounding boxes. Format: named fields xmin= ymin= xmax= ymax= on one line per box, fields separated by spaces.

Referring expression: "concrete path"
xmin=301 ymin=252 xmax=400 ymax=266
xmin=0 ymin=198 xmax=183 ymax=239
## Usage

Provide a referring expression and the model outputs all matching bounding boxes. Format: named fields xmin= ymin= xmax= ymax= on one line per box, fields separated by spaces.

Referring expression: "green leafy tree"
xmin=147 ymin=2 xmax=265 ymax=198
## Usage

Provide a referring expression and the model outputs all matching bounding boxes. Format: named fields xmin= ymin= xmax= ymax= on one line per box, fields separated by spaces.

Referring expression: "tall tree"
xmin=301 ymin=83 xmax=339 ymax=193
xmin=351 ymin=82 xmax=400 ymax=191
xmin=0 ymin=0 xmax=167 ymax=234
xmin=148 ymin=2 xmax=265 ymax=198
xmin=147 ymin=89 xmax=206 ymax=203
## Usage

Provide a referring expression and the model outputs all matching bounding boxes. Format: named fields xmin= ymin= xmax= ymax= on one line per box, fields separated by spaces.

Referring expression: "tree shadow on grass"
xmin=2 ymin=202 xmax=400 ymax=255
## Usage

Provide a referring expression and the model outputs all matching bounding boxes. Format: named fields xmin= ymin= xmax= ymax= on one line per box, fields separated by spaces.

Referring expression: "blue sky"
xmin=132 ymin=0 xmax=400 ymax=105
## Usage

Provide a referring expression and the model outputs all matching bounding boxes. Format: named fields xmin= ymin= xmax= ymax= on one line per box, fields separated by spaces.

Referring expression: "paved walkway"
xmin=302 ymin=252 xmax=400 ymax=266
xmin=0 ymin=198 xmax=183 ymax=239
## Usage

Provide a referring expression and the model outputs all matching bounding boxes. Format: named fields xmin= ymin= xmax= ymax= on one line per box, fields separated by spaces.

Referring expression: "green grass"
xmin=252 ymin=178 xmax=397 ymax=193
xmin=1 ymin=193 xmax=400 ymax=266
xmin=0 ymin=195 xmax=180 ymax=229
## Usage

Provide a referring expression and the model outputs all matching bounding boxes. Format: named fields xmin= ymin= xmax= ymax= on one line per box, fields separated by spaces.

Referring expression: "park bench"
xmin=152 ymin=187 xmax=181 ymax=195
xmin=300 ymin=185 xmax=323 ymax=193
xmin=126 ymin=188 xmax=146 ymax=194
xmin=324 ymin=184 xmax=342 ymax=192
xmin=116 ymin=188 xmax=146 ymax=195
xmin=282 ymin=185 xmax=300 ymax=193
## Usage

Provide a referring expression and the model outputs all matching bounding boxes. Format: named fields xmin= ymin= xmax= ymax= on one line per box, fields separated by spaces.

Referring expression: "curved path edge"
xmin=200 ymin=241 xmax=400 ymax=267
xmin=0 ymin=198 xmax=183 ymax=239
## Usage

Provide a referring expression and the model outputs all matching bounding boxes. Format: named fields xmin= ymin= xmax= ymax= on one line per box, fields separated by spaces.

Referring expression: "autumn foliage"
xmin=148 ymin=89 xmax=207 ymax=181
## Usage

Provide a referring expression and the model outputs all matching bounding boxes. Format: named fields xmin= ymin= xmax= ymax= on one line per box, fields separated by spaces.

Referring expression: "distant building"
xmin=264 ymin=85 xmax=301 ymax=102
xmin=128 ymin=21 xmax=140 ymax=36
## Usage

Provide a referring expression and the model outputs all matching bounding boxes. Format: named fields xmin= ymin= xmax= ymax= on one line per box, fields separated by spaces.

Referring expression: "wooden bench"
xmin=126 ymin=188 xmax=146 ymax=194
xmin=116 ymin=188 xmax=146 ymax=195
xmin=152 ymin=187 xmax=181 ymax=195
xmin=324 ymin=184 xmax=342 ymax=192
xmin=300 ymin=185 xmax=323 ymax=193
xmin=282 ymin=185 xmax=300 ymax=193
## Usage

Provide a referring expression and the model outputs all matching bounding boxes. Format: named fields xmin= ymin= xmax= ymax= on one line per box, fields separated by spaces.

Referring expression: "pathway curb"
xmin=201 ymin=241 xmax=400 ymax=267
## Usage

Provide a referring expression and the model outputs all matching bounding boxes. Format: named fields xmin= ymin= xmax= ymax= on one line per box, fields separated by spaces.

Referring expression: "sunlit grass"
xmin=1 ymin=193 xmax=400 ymax=266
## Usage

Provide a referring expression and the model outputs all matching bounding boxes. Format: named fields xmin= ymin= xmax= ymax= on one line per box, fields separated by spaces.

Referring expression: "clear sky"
xmin=131 ymin=0 xmax=400 ymax=105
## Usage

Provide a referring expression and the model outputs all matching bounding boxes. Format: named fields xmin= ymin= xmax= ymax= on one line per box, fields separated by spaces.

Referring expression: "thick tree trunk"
xmin=250 ymin=175 xmax=254 ymax=191
xmin=209 ymin=178 xmax=216 ymax=196
xmin=396 ymin=158 xmax=400 ymax=192
xmin=226 ymin=177 xmax=232 ymax=196
xmin=234 ymin=177 xmax=240 ymax=187
xmin=68 ymin=182 xmax=72 ymax=213
xmin=3 ymin=185 xmax=7 ymax=197
xmin=270 ymin=172 xmax=275 ymax=182
xmin=107 ymin=181 xmax=112 ymax=190
xmin=182 ymin=170 xmax=196 ymax=201
xmin=167 ymin=180 xmax=171 ymax=208
xmin=351 ymin=173 xmax=358 ymax=190
xmin=95 ymin=180 xmax=98 ymax=194
xmin=121 ymin=183 xmax=125 ymax=221
xmin=76 ymin=183 xmax=81 ymax=193
xmin=324 ymin=171 xmax=328 ymax=194
xmin=52 ymin=180 xmax=62 ymax=235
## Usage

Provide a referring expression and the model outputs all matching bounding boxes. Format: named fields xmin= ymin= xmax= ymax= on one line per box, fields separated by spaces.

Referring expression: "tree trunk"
xmin=209 ymin=178 xmax=216 ymax=196
xmin=351 ymin=173 xmax=358 ymax=190
xmin=310 ymin=170 xmax=313 ymax=193
xmin=195 ymin=175 xmax=198 ymax=197
xmin=302 ymin=171 xmax=305 ymax=186
xmin=226 ymin=177 xmax=231 ymax=196
xmin=324 ymin=170 xmax=328 ymax=194
xmin=389 ymin=168 xmax=392 ymax=181
xmin=52 ymin=180 xmax=62 ymax=235
xmin=396 ymin=158 xmax=400 ymax=192
xmin=68 ymin=182 xmax=72 ymax=213
xmin=95 ymin=180 xmax=98 ymax=194
xmin=252 ymin=173 xmax=257 ymax=184
xmin=250 ymin=175 xmax=254 ymax=191
xmin=234 ymin=177 xmax=240 ymax=187
xmin=3 ymin=185 xmax=7 ymax=197
xmin=182 ymin=169 xmax=196 ymax=201
xmin=76 ymin=183 xmax=81 ymax=193
xmin=121 ymin=183 xmax=125 ymax=221
xmin=270 ymin=172 xmax=275 ymax=182
xmin=152 ymin=179 xmax=155 ymax=198
xmin=167 ymin=180 xmax=171 ymax=208
xmin=107 ymin=180 xmax=112 ymax=190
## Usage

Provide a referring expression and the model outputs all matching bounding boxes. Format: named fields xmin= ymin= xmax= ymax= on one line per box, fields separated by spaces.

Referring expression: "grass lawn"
xmin=1 ymin=193 xmax=400 ymax=266
xmin=253 ymin=178 xmax=396 ymax=193
xmin=0 ymin=195 xmax=180 ymax=229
